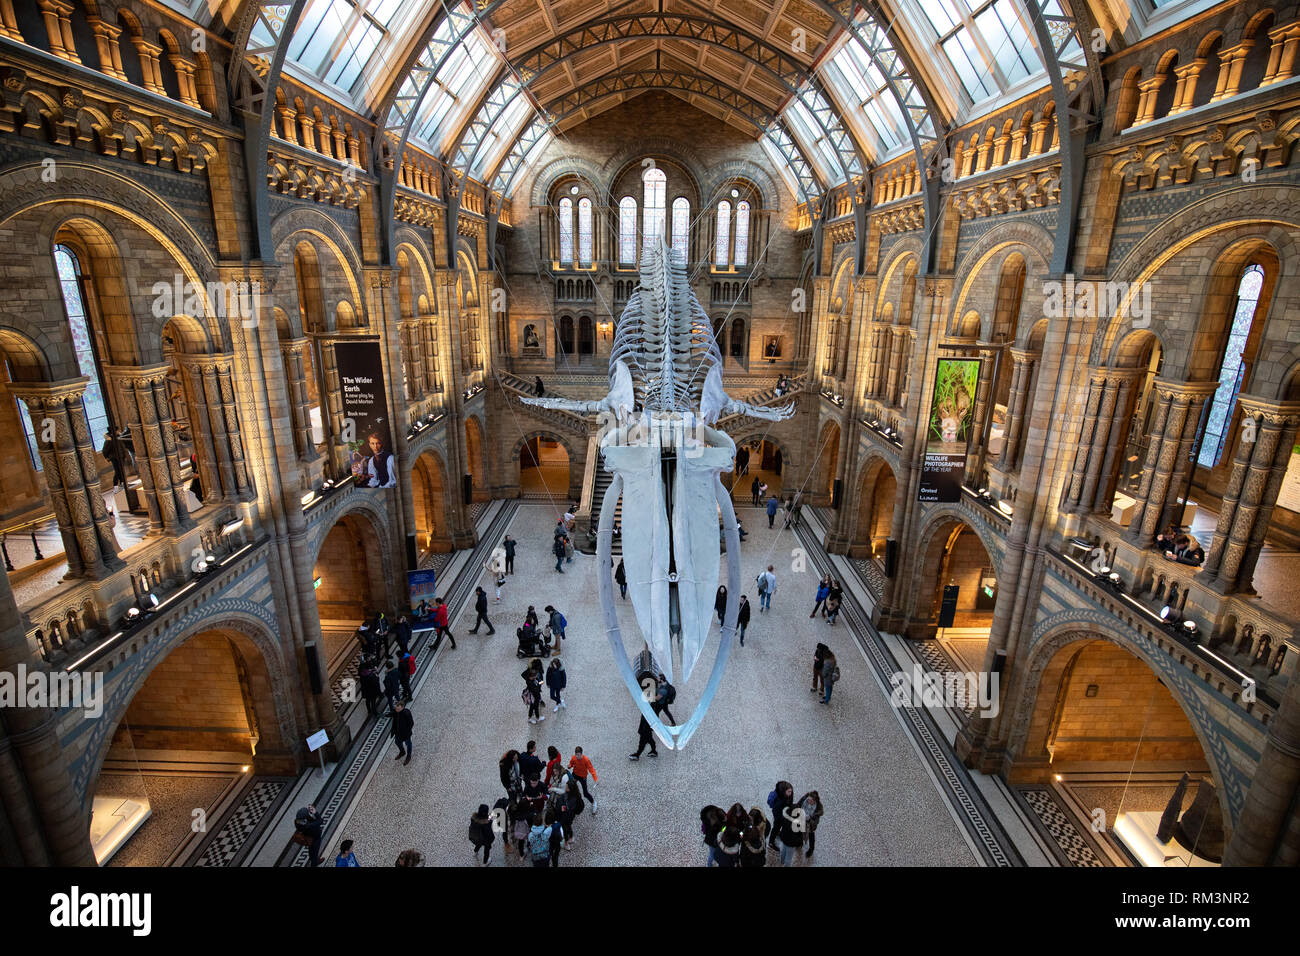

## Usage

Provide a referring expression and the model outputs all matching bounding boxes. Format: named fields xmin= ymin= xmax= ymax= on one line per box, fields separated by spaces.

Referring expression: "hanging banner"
xmin=334 ymin=340 xmax=396 ymax=488
xmin=407 ymin=569 xmax=438 ymax=611
xmin=918 ymin=357 xmax=980 ymax=503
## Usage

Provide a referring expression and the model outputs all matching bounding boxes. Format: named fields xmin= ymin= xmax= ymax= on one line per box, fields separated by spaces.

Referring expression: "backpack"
xmin=662 ymin=682 xmax=676 ymax=704
xmin=832 ymin=665 xmax=842 ymax=682
xmin=528 ymin=827 xmax=551 ymax=861
xmin=557 ymin=612 xmax=567 ymax=630
xmin=522 ymin=686 xmax=536 ymax=705
xmin=756 ymin=574 xmax=767 ymax=594
xmin=766 ymin=789 xmax=778 ymax=810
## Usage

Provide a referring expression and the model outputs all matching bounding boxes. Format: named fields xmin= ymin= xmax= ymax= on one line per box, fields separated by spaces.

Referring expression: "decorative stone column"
xmin=275 ymin=340 xmax=316 ymax=462
xmin=1064 ymin=369 xmax=1108 ymax=512
xmin=180 ymin=355 xmax=254 ymax=501
xmin=1211 ymin=40 xmax=1254 ymax=102
xmin=1199 ymin=397 xmax=1300 ymax=593
xmin=1127 ymin=379 xmax=1216 ymax=543
xmin=996 ymin=349 xmax=1039 ymax=471
xmin=105 ymin=363 xmax=193 ymax=535
xmin=883 ymin=328 xmax=904 ymax=406
xmin=10 ymin=378 xmax=121 ymax=578
xmin=965 ymin=346 xmax=997 ymax=486
xmin=86 ymin=16 xmax=126 ymax=79
xmin=1079 ymin=370 xmax=1137 ymax=511
xmin=1262 ymin=23 xmax=1300 ymax=86
xmin=420 ymin=314 xmax=442 ymax=396
xmin=36 ymin=0 xmax=79 ymax=63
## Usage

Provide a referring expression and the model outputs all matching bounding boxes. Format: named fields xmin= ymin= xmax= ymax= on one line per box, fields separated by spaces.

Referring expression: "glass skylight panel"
xmin=474 ymin=93 xmax=534 ymax=177
xmin=285 ymin=0 xmax=406 ymax=99
xmin=410 ymin=21 xmax=498 ymax=152
xmin=760 ymin=135 xmax=805 ymax=201
xmin=784 ymin=100 xmax=837 ymax=183
xmin=975 ymin=2 xmax=1036 ymax=85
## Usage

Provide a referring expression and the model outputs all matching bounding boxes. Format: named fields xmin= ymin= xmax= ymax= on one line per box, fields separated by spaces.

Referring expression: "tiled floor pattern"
xmin=323 ymin=502 xmax=980 ymax=867
xmin=1018 ymin=788 xmax=1107 ymax=867
xmin=194 ymin=778 xmax=292 ymax=867
xmin=849 ymin=557 xmax=886 ymax=599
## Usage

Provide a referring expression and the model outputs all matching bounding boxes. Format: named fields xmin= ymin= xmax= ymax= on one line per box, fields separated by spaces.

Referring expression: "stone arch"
xmin=602 ymin=141 xmax=705 ymax=209
xmin=701 ymin=160 xmax=780 ymax=210
xmin=850 ymin=454 xmax=898 ymax=557
xmin=812 ymin=418 xmax=841 ymax=500
xmin=464 ymin=413 xmax=486 ymax=497
xmin=0 ymin=324 xmax=54 ymax=382
xmin=275 ymin=223 xmax=364 ymax=332
xmin=78 ymin=605 xmax=299 ymax=819
xmin=950 ymin=224 xmax=1053 ymax=334
xmin=907 ymin=506 xmax=1003 ymax=626
xmin=311 ymin=498 xmax=398 ymax=628
xmin=528 ymin=156 xmax=608 ymax=209
xmin=1004 ymin=621 xmax=1240 ymax=828
xmin=511 ymin=429 xmax=580 ymax=497
xmin=411 ymin=446 xmax=455 ymax=553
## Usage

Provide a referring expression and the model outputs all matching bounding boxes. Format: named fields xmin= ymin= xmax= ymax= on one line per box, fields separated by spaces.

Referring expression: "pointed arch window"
xmin=715 ymin=200 xmax=731 ymax=267
xmin=618 ymin=196 xmax=637 ymax=265
xmin=577 ymin=198 xmax=593 ymax=266
xmin=558 ymin=197 xmax=574 ymax=264
xmin=734 ymin=201 xmax=751 ymax=267
xmin=1199 ymin=264 xmax=1265 ymax=467
xmin=53 ymin=245 xmax=109 ymax=445
xmin=671 ymin=197 xmax=690 ymax=262
xmin=642 ymin=167 xmax=666 ymax=244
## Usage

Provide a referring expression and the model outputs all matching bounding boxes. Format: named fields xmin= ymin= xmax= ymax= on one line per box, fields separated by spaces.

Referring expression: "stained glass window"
xmin=734 ymin=201 xmax=751 ymax=267
xmin=53 ymin=245 xmax=109 ymax=448
xmin=1198 ymin=264 xmax=1265 ymax=467
xmin=578 ymin=198 xmax=593 ymax=266
xmin=671 ymin=198 xmax=690 ymax=262
xmin=643 ymin=168 xmax=666 ymax=244
xmin=558 ymin=197 xmax=574 ymax=264
xmin=715 ymin=201 xmax=731 ymax=267
xmin=619 ymin=197 xmax=637 ymax=264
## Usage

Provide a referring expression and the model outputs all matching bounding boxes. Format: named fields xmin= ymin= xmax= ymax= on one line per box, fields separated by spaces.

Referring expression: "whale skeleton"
xmin=522 ymin=238 xmax=792 ymax=748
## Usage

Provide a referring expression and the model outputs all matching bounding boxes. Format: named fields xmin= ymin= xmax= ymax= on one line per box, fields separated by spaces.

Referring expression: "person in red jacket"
xmin=567 ymin=746 xmax=598 ymax=814
xmin=433 ymin=597 xmax=456 ymax=649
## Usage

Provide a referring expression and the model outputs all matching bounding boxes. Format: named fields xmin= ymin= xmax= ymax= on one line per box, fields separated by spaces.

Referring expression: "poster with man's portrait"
xmin=335 ymin=340 xmax=397 ymax=488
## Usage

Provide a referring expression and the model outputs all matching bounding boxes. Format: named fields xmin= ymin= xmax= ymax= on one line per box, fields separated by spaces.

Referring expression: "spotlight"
xmin=997 ymin=500 xmax=1013 ymax=516
xmin=220 ymin=517 xmax=245 ymax=536
xmin=301 ymin=490 xmax=317 ymax=507
xmin=1182 ymin=619 xmax=1199 ymax=637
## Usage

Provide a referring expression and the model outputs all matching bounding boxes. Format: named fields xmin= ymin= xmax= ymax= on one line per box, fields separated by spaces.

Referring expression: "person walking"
xmin=827 ymin=580 xmax=843 ymax=616
xmin=798 ymin=791 xmax=824 ymax=859
xmin=563 ymin=534 xmax=575 ymax=565
xmin=469 ymin=803 xmax=495 ymax=865
xmin=334 ymin=839 xmax=359 ymax=867
xmin=567 ymin=747 xmax=598 ymax=813
xmin=756 ymin=565 xmax=777 ymax=612
xmin=546 ymin=807 xmax=565 ymax=867
xmin=714 ymin=584 xmax=728 ymax=626
xmin=629 ymin=713 xmax=658 ymax=759
xmin=394 ymin=614 xmax=412 ymax=656
xmin=758 ymin=480 xmax=769 ymax=503
xmin=397 ymin=649 xmax=414 ymax=701
xmin=469 ymin=586 xmax=495 ymax=635
xmin=766 ymin=781 xmax=794 ymax=850
xmin=825 ymin=595 xmax=842 ymax=626
xmin=359 ymin=660 xmax=382 ymax=716
xmin=615 ymin=558 xmax=627 ymax=599
xmin=503 ymin=535 xmax=516 ymax=574
xmin=791 ymin=495 xmax=804 ymax=529
xmin=101 ymin=430 xmax=127 ymax=488
xmin=821 ymin=649 xmax=840 ymax=704
xmin=391 ymin=700 xmax=414 ymax=764
xmin=535 ymin=376 xmax=545 ymax=397
xmin=546 ymin=657 xmax=567 ymax=712
xmin=433 ymin=597 xmax=456 ymax=649
xmin=523 ymin=668 xmax=545 ymax=724
xmin=782 ymin=497 xmax=793 ymax=528
xmin=766 ymin=494 xmax=779 ymax=528
xmin=545 ymin=605 xmax=567 ymax=643
xmin=736 ymin=594 xmax=751 ymax=646
xmin=382 ymin=661 xmax=402 ymax=713
xmin=750 ymin=475 xmax=761 ymax=507
xmin=811 ymin=643 xmax=829 ymax=695
xmin=494 ymin=568 xmax=506 ymax=602
xmin=653 ymin=674 xmax=677 ymax=726
xmin=552 ymin=535 xmax=566 ymax=573
xmin=293 ymin=804 xmax=325 ymax=867
xmin=811 ymin=575 xmax=832 ymax=617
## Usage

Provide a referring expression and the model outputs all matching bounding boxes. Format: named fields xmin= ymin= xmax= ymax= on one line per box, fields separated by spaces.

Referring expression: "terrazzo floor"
xmin=98 ymin=772 xmax=234 ymax=867
xmin=330 ymin=502 xmax=978 ymax=867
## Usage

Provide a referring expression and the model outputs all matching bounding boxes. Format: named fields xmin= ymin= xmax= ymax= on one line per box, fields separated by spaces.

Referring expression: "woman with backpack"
xmin=797 ymin=791 xmax=824 ymax=859
xmin=546 ymin=657 xmax=567 ymax=712
xmin=469 ymin=803 xmax=495 ymax=865
xmin=527 ymin=813 xmax=554 ymax=867
xmin=810 ymin=574 xmax=832 ymax=618
xmin=821 ymin=650 xmax=840 ymax=704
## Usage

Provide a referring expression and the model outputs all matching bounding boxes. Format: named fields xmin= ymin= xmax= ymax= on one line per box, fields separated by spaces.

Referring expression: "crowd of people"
xmin=700 ymin=782 xmax=824 ymax=866
xmin=485 ymin=741 xmax=598 ymax=865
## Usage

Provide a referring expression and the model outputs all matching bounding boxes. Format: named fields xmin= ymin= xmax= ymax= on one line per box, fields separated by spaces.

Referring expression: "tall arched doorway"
xmin=313 ymin=511 xmax=387 ymax=677
xmin=1011 ymin=635 xmax=1223 ymax=865
xmin=913 ymin=518 xmax=998 ymax=663
xmin=815 ymin=421 xmax=841 ymax=501
xmin=88 ymin=626 xmax=293 ymax=866
xmin=852 ymin=459 xmax=897 ymax=559
xmin=730 ymin=438 xmax=785 ymax=504
xmin=519 ymin=435 xmax=570 ymax=499
xmin=464 ymin=416 xmax=486 ymax=501
xmin=412 ymin=449 xmax=452 ymax=555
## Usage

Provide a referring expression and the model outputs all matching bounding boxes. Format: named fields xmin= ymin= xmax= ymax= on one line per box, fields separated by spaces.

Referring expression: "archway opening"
xmin=1012 ymin=637 xmax=1221 ymax=866
xmin=519 ymin=436 xmax=570 ymax=499
xmin=313 ymin=512 xmax=386 ymax=678
xmin=729 ymin=438 xmax=785 ymax=505
xmin=915 ymin=519 xmax=997 ymax=663
xmin=465 ymin=417 xmax=486 ymax=500
xmin=89 ymin=627 xmax=292 ymax=866
xmin=412 ymin=450 xmax=451 ymax=556
xmin=852 ymin=461 xmax=898 ymax=560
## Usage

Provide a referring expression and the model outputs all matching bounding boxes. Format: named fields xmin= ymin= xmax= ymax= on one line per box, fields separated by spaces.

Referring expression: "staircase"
xmin=588 ymin=451 xmax=622 ymax=556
